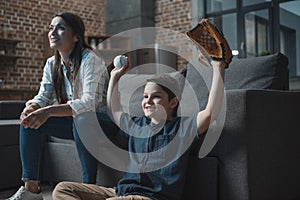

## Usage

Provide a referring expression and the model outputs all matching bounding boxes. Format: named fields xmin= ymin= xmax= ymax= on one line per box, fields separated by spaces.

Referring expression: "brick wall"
xmin=155 ymin=0 xmax=193 ymax=70
xmin=0 ymin=0 xmax=193 ymax=100
xmin=0 ymin=0 xmax=105 ymax=98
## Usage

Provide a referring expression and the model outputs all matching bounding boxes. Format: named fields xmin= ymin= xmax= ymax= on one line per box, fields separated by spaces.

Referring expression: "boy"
xmin=52 ymin=55 xmax=227 ymax=200
xmin=52 ymin=18 xmax=231 ymax=199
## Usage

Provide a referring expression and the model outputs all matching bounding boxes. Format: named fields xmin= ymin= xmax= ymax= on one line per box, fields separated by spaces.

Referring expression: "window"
xmin=196 ymin=0 xmax=300 ymax=80
xmin=245 ymin=9 xmax=269 ymax=57
xmin=243 ymin=0 xmax=272 ymax=7
xmin=209 ymin=14 xmax=238 ymax=58
xmin=206 ymin=0 xmax=236 ymax=13
xmin=280 ymin=0 xmax=300 ymax=77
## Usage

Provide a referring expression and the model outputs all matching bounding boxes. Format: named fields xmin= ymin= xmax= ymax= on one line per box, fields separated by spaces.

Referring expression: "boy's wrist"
xmin=211 ymin=60 xmax=226 ymax=68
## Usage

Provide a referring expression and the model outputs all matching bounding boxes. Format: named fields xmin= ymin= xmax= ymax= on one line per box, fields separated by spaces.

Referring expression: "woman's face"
xmin=48 ymin=16 xmax=78 ymax=53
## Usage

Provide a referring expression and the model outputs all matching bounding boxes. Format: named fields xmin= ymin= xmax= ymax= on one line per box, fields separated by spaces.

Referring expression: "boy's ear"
xmin=170 ymin=97 xmax=179 ymax=109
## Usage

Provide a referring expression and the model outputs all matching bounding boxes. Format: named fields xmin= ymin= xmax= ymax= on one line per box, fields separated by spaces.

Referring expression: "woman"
xmin=8 ymin=12 xmax=109 ymax=200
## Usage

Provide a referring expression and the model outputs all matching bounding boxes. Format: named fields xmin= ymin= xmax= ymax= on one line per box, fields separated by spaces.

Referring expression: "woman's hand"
xmin=20 ymin=107 xmax=50 ymax=129
xmin=20 ymin=103 xmax=40 ymax=121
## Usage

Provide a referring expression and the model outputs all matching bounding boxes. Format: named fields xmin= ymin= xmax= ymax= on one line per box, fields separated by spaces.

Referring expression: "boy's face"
xmin=142 ymin=82 xmax=178 ymax=123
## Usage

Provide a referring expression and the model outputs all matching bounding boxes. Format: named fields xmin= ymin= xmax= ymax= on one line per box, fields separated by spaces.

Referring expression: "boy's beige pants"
xmin=53 ymin=181 xmax=153 ymax=200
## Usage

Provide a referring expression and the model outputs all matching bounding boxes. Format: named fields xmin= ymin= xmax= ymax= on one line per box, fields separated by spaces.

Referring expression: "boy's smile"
xmin=142 ymin=82 xmax=177 ymax=124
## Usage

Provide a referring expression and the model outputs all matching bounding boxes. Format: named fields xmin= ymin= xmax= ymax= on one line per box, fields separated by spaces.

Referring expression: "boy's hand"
xmin=110 ymin=56 xmax=130 ymax=80
xmin=107 ymin=56 xmax=130 ymax=126
xmin=186 ymin=18 xmax=232 ymax=68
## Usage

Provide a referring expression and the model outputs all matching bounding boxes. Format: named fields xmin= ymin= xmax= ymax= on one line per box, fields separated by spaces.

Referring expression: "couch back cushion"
xmin=118 ymin=52 xmax=289 ymax=117
xmin=224 ymin=52 xmax=289 ymax=90
xmin=0 ymin=101 xmax=26 ymax=119
xmin=184 ymin=52 xmax=289 ymax=114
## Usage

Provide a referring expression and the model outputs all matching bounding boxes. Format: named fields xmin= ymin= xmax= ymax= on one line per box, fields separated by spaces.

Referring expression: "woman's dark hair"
xmin=51 ymin=12 xmax=92 ymax=103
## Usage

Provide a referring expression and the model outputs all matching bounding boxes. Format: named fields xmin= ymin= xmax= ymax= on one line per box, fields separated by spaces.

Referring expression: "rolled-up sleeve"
xmin=26 ymin=57 xmax=57 ymax=107
xmin=68 ymin=51 xmax=108 ymax=115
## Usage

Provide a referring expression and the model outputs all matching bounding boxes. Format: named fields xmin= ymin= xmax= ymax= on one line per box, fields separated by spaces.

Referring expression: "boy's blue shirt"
xmin=116 ymin=113 xmax=199 ymax=200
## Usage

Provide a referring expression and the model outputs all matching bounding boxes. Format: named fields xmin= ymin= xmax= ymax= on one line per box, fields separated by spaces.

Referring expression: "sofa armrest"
xmin=0 ymin=101 xmax=25 ymax=190
xmin=211 ymin=89 xmax=300 ymax=200
xmin=244 ymin=89 xmax=300 ymax=200
xmin=0 ymin=100 xmax=26 ymax=119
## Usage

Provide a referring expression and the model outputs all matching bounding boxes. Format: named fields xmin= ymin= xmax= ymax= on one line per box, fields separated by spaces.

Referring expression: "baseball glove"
xmin=186 ymin=18 xmax=232 ymax=68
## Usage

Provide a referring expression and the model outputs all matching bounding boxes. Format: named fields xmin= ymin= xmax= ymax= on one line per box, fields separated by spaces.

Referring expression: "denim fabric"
xmin=19 ymin=111 xmax=116 ymax=184
xmin=116 ymin=113 xmax=198 ymax=200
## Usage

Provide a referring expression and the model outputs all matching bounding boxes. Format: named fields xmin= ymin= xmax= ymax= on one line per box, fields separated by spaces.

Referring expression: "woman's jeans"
xmin=19 ymin=111 xmax=118 ymax=184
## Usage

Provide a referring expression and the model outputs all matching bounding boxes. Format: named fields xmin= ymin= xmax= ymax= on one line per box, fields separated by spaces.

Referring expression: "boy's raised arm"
xmin=107 ymin=57 xmax=130 ymax=127
xmin=196 ymin=60 xmax=226 ymax=135
xmin=185 ymin=19 xmax=231 ymax=135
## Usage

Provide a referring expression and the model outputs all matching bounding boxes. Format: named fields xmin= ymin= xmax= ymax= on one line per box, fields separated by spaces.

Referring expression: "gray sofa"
xmin=1 ymin=53 xmax=300 ymax=200
xmin=0 ymin=101 xmax=24 ymax=190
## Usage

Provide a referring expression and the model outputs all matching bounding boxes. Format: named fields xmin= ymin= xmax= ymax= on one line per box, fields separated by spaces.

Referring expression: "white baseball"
xmin=113 ymin=55 xmax=127 ymax=68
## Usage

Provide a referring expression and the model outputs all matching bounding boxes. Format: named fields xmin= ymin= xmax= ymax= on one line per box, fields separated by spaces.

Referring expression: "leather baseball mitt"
xmin=186 ymin=18 xmax=232 ymax=68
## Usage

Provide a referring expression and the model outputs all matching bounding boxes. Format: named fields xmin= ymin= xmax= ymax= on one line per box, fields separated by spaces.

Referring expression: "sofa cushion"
xmin=183 ymin=52 xmax=289 ymax=114
xmin=184 ymin=63 xmax=209 ymax=113
xmin=0 ymin=101 xmax=26 ymax=119
xmin=119 ymin=53 xmax=290 ymax=117
xmin=0 ymin=124 xmax=20 ymax=146
xmin=0 ymin=145 xmax=22 ymax=189
xmin=225 ymin=52 xmax=289 ymax=90
xmin=183 ymin=156 xmax=219 ymax=200
xmin=42 ymin=142 xmax=82 ymax=184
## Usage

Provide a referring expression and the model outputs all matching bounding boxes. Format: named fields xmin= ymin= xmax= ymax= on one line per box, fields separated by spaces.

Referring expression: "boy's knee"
xmin=52 ymin=181 xmax=75 ymax=200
